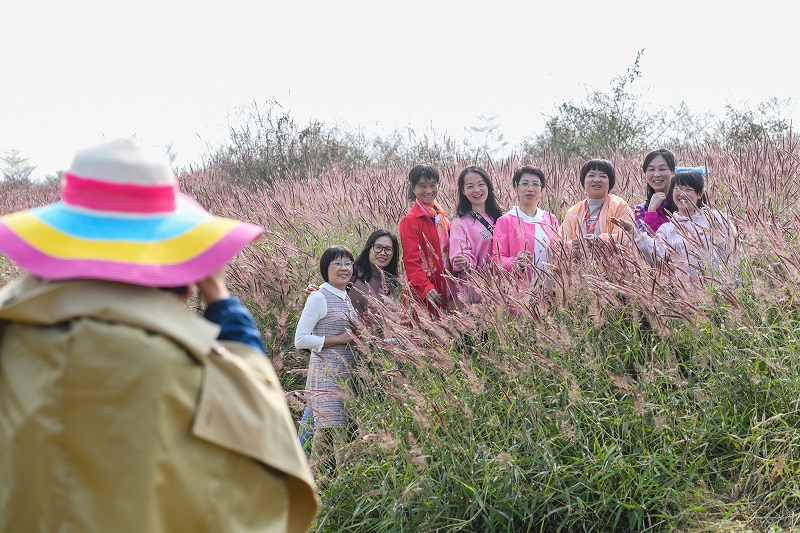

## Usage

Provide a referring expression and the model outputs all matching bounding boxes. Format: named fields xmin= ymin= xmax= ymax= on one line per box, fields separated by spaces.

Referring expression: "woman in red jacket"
xmin=398 ymin=164 xmax=451 ymax=315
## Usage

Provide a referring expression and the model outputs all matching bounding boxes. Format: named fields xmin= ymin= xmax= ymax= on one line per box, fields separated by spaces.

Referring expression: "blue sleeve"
xmin=203 ymin=297 xmax=266 ymax=354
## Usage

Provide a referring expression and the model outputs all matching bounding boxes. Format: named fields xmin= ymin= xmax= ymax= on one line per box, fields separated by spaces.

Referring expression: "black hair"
xmin=319 ymin=245 xmax=355 ymax=282
xmin=512 ymin=165 xmax=546 ymax=189
xmin=407 ymin=165 xmax=440 ymax=201
xmin=642 ymin=149 xmax=677 ymax=211
xmin=353 ymin=229 xmax=399 ymax=283
xmin=669 ymin=171 xmax=707 ymax=208
xmin=162 ymin=286 xmax=190 ymax=296
xmin=579 ymin=159 xmax=616 ymax=191
xmin=455 ymin=166 xmax=504 ymax=221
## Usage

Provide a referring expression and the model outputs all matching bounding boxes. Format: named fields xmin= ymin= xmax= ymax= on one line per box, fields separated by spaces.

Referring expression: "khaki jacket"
xmin=0 ymin=277 xmax=318 ymax=533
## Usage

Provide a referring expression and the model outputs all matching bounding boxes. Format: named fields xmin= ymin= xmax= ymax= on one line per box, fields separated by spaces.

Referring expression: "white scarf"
xmin=507 ymin=206 xmax=548 ymax=268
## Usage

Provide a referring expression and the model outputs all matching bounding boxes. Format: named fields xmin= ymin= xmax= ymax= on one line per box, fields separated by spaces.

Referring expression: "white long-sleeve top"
xmin=634 ymin=208 xmax=737 ymax=276
xmin=294 ymin=283 xmax=351 ymax=351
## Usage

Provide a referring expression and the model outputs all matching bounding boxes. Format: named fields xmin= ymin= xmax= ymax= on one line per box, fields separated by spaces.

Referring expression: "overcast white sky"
xmin=1 ymin=0 xmax=798 ymax=178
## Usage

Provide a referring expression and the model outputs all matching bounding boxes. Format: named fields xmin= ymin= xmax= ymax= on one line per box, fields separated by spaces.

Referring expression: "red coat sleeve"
xmin=399 ymin=214 xmax=435 ymax=298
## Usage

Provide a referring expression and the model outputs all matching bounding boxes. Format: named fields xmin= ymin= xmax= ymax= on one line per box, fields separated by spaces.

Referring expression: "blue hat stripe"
xmin=32 ymin=201 xmax=209 ymax=242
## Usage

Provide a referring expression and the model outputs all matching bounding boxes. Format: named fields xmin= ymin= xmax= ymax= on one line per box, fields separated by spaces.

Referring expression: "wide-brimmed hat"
xmin=0 ymin=138 xmax=263 ymax=287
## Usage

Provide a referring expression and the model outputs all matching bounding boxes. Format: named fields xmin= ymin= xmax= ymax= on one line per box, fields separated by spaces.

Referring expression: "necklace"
xmin=583 ymin=199 xmax=605 ymax=235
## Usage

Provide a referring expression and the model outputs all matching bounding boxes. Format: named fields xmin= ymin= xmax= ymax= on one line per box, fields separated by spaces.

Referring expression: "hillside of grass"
xmin=1 ymin=139 xmax=798 ymax=532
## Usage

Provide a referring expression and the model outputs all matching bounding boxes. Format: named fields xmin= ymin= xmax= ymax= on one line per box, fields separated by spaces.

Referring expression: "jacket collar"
xmin=0 ymin=276 xmax=220 ymax=362
xmin=506 ymin=206 xmax=544 ymax=223
xmin=409 ymin=201 xmax=431 ymax=219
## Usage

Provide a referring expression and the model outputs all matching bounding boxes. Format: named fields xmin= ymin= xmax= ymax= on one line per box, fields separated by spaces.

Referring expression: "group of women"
xmin=294 ymin=149 xmax=738 ymax=454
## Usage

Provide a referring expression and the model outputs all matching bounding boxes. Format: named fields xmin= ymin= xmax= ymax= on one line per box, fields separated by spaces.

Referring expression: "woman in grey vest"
xmin=295 ymin=246 xmax=357 ymax=464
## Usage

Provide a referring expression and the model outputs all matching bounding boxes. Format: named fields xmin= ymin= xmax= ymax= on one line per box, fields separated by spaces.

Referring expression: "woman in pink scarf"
xmin=398 ymin=165 xmax=451 ymax=315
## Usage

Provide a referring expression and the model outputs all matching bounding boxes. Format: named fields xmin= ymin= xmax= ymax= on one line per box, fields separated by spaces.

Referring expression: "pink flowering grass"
xmin=179 ymin=139 xmax=800 ymax=531
xmin=1 ymin=139 xmax=799 ymax=531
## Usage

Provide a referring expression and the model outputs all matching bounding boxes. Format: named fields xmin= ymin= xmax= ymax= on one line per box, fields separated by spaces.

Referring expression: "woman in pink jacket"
xmin=448 ymin=166 xmax=504 ymax=305
xmin=492 ymin=166 xmax=559 ymax=280
xmin=612 ymin=170 xmax=737 ymax=282
xmin=634 ymin=149 xmax=676 ymax=233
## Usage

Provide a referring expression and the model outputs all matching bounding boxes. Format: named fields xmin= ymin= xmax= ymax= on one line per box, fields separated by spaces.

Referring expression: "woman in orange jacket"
xmin=560 ymin=159 xmax=635 ymax=255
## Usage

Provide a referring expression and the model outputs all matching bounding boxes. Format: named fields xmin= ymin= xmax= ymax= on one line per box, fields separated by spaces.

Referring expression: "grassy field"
xmin=2 ymin=141 xmax=799 ymax=532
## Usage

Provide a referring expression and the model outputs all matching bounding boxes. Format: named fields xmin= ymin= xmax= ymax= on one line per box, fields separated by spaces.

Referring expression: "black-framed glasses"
xmin=372 ymin=244 xmax=394 ymax=255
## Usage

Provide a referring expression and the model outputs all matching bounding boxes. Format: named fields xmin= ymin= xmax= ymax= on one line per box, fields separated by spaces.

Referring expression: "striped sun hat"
xmin=0 ymin=138 xmax=263 ymax=287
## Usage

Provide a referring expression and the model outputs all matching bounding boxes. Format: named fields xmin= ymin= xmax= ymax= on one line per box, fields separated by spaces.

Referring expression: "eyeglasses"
xmin=331 ymin=261 xmax=354 ymax=268
xmin=371 ymin=244 xmax=394 ymax=255
xmin=518 ymin=181 xmax=542 ymax=189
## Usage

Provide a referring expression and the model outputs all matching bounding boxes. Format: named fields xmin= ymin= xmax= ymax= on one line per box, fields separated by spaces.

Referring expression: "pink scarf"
xmin=415 ymin=199 xmax=451 ymax=271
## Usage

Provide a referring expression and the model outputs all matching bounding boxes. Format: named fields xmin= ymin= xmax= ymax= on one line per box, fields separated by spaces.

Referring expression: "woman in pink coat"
xmin=448 ymin=166 xmax=504 ymax=305
xmin=492 ymin=166 xmax=559 ymax=280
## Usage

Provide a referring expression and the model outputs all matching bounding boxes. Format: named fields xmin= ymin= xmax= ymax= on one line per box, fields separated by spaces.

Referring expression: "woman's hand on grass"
xmin=426 ymin=289 xmax=441 ymax=306
xmin=451 ymin=254 xmax=468 ymax=271
xmin=609 ymin=217 xmax=635 ymax=236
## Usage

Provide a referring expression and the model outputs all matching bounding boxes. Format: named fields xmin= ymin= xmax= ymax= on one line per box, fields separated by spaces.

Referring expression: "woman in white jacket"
xmin=612 ymin=171 xmax=737 ymax=280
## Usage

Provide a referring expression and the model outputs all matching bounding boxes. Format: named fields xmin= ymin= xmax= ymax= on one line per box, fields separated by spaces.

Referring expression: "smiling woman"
xmin=634 ymin=149 xmax=677 ymax=233
xmin=559 ymin=159 xmax=634 ymax=251
xmin=492 ymin=166 xmax=559 ymax=279
xmin=398 ymin=165 xmax=451 ymax=315
xmin=349 ymin=229 xmax=400 ymax=317
xmin=294 ymin=246 xmax=358 ymax=461
xmin=448 ymin=166 xmax=504 ymax=305
xmin=612 ymin=171 xmax=738 ymax=281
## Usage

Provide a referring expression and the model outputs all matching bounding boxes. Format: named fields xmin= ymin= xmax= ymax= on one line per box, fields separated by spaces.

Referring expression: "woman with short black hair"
xmin=398 ymin=164 xmax=451 ymax=314
xmin=493 ymin=165 xmax=559 ymax=278
xmin=560 ymin=159 xmax=634 ymax=250
xmin=295 ymin=246 xmax=358 ymax=436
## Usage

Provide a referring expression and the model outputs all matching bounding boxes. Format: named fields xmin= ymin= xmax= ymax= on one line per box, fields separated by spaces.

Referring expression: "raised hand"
xmin=196 ymin=266 xmax=231 ymax=304
xmin=648 ymin=192 xmax=667 ymax=212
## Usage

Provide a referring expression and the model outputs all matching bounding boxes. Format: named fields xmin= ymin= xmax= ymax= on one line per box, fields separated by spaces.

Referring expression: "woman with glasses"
xmin=349 ymin=229 xmax=400 ymax=316
xmin=448 ymin=166 xmax=504 ymax=305
xmin=301 ymin=230 xmax=400 ymax=318
xmin=297 ymin=232 xmax=400 ymax=450
xmin=294 ymin=246 xmax=358 ymax=458
xmin=398 ymin=164 xmax=451 ymax=315
xmin=493 ymin=166 xmax=559 ymax=277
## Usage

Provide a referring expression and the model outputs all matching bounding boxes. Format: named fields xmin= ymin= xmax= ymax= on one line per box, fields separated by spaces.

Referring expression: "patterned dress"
xmin=305 ymin=287 xmax=357 ymax=428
